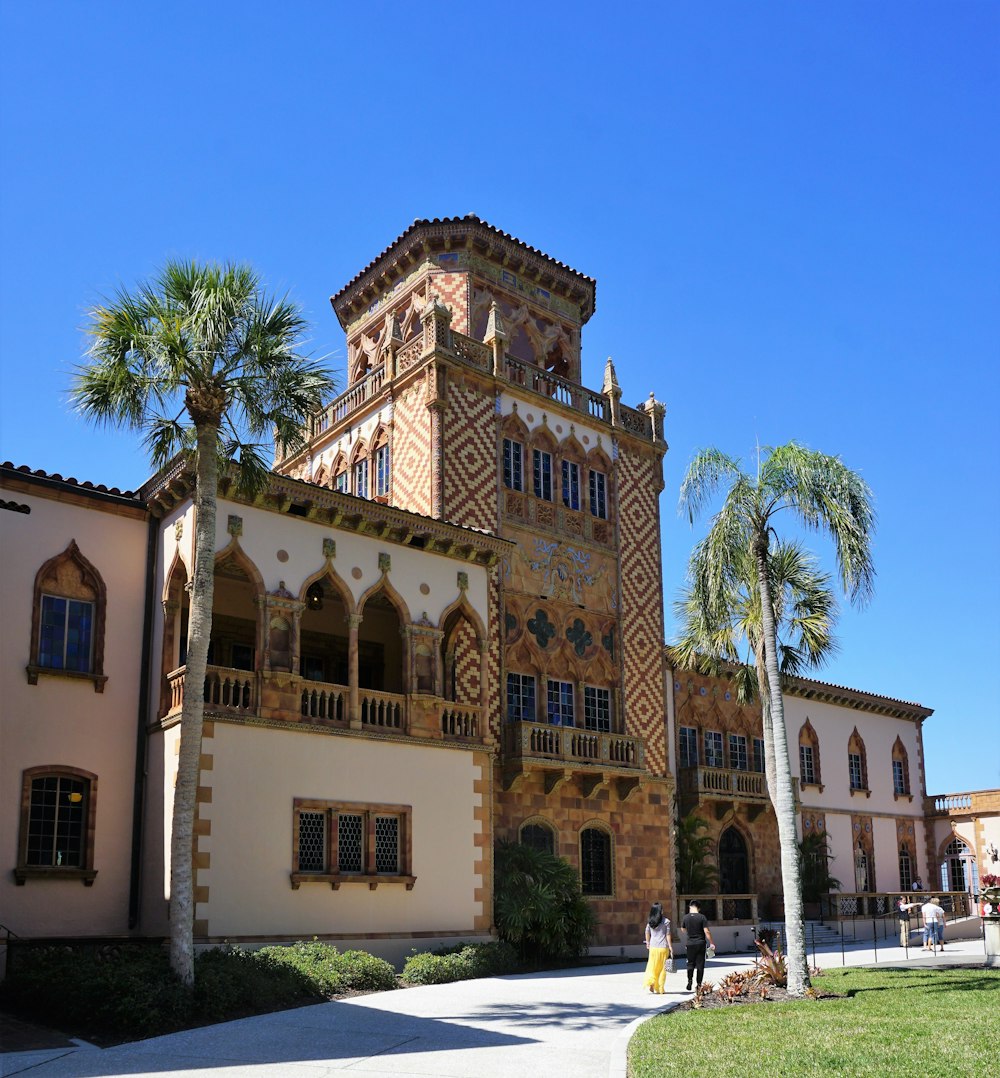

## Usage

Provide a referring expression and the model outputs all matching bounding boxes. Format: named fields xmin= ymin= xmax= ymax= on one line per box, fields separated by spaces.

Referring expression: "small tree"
xmin=799 ymin=830 xmax=841 ymax=904
xmin=675 ymin=813 xmax=720 ymax=896
xmin=494 ymin=841 xmax=596 ymax=963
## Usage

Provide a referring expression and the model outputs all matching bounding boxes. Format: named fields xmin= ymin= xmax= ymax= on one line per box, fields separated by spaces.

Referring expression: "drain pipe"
xmin=128 ymin=513 xmax=159 ymax=930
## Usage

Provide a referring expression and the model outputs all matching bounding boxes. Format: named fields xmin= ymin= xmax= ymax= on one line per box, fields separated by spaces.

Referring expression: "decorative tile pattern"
xmin=452 ymin=618 xmax=480 ymax=705
xmin=391 ymin=380 xmax=434 ymax=516
xmin=430 ymin=271 xmax=470 ymax=335
xmin=442 ymin=377 xmax=497 ymax=530
xmin=616 ymin=448 xmax=668 ymax=776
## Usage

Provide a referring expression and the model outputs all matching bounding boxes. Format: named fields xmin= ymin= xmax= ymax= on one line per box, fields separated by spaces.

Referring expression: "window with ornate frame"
xmin=506 ymin=672 xmax=537 ymax=723
xmin=589 ymin=469 xmax=607 ymax=519
xmin=848 ymin=728 xmax=869 ymax=793
xmin=291 ymin=798 xmax=414 ymax=890
xmin=374 ymin=442 xmax=390 ymax=499
xmin=503 ymin=437 xmax=524 ymax=492
xmin=798 ymin=719 xmax=823 ymax=788
xmin=580 ymin=825 xmax=613 ymax=896
xmin=532 ymin=448 xmax=553 ymax=501
xmin=547 ymin=679 xmax=575 ymax=726
xmin=891 ymin=737 xmax=911 ymax=799
xmin=353 ymin=457 xmax=369 ymax=498
xmin=583 ymin=685 xmax=611 ymax=732
xmin=729 ymin=733 xmax=749 ymax=771
xmin=561 ymin=459 xmax=581 ymax=510
xmin=520 ymin=819 xmax=556 ymax=855
xmin=704 ymin=729 xmax=724 ymax=769
xmin=16 ymin=766 xmax=98 ymax=885
xmin=28 ymin=540 xmax=107 ymax=691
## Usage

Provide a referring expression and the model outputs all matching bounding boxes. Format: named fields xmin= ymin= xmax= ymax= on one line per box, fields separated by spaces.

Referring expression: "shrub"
xmin=494 ymin=842 xmax=596 ymax=962
xmin=754 ymin=940 xmax=788 ymax=987
xmin=256 ymin=941 xmax=397 ymax=994
xmin=401 ymin=942 xmax=519 ymax=985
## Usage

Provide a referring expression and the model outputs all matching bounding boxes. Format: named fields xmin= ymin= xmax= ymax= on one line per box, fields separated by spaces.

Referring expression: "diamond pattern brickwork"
xmin=452 ymin=618 xmax=480 ymax=705
xmin=442 ymin=376 xmax=497 ymax=530
xmin=430 ymin=270 xmax=470 ymax=334
xmin=391 ymin=377 xmax=434 ymax=517
xmin=617 ymin=447 xmax=668 ymax=776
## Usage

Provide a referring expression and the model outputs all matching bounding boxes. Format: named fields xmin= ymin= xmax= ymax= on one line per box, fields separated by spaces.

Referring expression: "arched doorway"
xmin=719 ymin=827 xmax=750 ymax=894
xmin=941 ymin=837 xmax=976 ymax=895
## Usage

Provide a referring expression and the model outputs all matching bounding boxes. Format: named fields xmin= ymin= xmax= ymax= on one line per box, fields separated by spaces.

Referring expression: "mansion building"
xmin=2 ymin=217 xmax=995 ymax=962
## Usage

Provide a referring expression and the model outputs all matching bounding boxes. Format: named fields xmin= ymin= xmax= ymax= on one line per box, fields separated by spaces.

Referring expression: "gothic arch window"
xmin=16 ymin=766 xmax=98 ymax=884
xmin=580 ymin=823 xmax=613 ymax=896
xmin=891 ymin=737 xmax=911 ymax=798
xmin=501 ymin=412 xmax=530 ymax=497
xmin=350 ymin=439 xmax=370 ymax=499
xmin=520 ymin=818 xmax=556 ymax=856
xmin=28 ymin=540 xmax=108 ymax=692
xmin=585 ymin=446 xmax=613 ymax=523
xmin=848 ymin=728 xmax=869 ymax=793
xmin=798 ymin=719 xmax=822 ymax=788
xmin=558 ymin=435 xmax=586 ymax=513
xmin=371 ymin=426 xmax=391 ymax=501
xmin=530 ymin=425 xmax=558 ymax=504
xmin=329 ymin=451 xmax=349 ymax=493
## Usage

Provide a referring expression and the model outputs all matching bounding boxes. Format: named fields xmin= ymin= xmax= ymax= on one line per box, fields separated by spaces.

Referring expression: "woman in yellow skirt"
xmin=643 ymin=902 xmax=673 ymax=993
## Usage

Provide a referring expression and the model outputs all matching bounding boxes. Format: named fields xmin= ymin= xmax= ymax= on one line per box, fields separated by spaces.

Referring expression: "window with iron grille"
xmin=292 ymin=799 xmax=413 ymax=888
xmin=583 ymin=686 xmax=611 ymax=732
xmin=752 ymin=737 xmax=766 ymax=773
xmin=503 ymin=438 xmax=524 ymax=491
xmin=506 ymin=672 xmax=536 ymax=722
xmin=16 ymin=767 xmax=98 ymax=884
xmin=561 ymin=460 xmax=580 ymax=510
xmin=520 ymin=822 xmax=555 ymax=854
xmin=581 ymin=827 xmax=613 ymax=895
xmin=589 ymin=470 xmax=607 ymax=519
xmin=547 ymin=679 xmax=575 ymax=726
xmin=848 ymin=752 xmax=864 ymax=790
xmin=375 ymin=444 xmax=390 ymax=497
xmin=533 ymin=449 xmax=552 ymax=501
xmin=679 ymin=726 xmax=699 ymax=767
xmin=729 ymin=734 xmax=748 ymax=771
xmin=338 ymin=813 xmax=364 ymax=873
xmin=704 ymin=729 xmax=724 ymax=768
xmin=800 ymin=744 xmax=817 ymax=785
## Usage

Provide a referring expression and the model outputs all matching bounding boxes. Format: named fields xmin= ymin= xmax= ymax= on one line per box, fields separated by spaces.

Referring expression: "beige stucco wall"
xmin=0 ymin=482 xmax=148 ymax=937
xmin=197 ymin=723 xmax=485 ymax=939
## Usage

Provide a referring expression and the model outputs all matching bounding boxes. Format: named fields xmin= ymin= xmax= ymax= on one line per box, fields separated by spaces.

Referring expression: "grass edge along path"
xmin=627 ymin=967 xmax=998 ymax=1078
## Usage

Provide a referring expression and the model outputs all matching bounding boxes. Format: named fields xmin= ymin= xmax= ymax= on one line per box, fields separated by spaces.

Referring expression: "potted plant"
xmin=981 ymin=873 xmax=1000 ymax=968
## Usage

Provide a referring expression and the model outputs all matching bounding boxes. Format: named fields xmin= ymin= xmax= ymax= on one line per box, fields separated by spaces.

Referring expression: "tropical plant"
xmin=72 ymin=262 xmax=334 ymax=984
xmin=493 ymin=841 xmax=596 ymax=962
xmin=675 ymin=812 xmax=720 ymax=895
xmin=799 ymin=830 xmax=842 ymax=903
xmin=675 ymin=442 xmax=875 ymax=996
xmin=754 ymin=939 xmax=788 ymax=987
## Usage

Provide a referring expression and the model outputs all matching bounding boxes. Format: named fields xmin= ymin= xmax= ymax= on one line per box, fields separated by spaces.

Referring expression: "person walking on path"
xmin=921 ymin=895 xmax=946 ymax=951
xmin=681 ymin=900 xmax=714 ymax=992
xmin=642 ymin=902 xmax=674 ymax=994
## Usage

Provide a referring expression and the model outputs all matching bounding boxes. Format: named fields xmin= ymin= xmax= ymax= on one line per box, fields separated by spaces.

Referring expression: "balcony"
xmin=925 ymin=791 xmax=1000 ymax=816
xmin=163 ymin=666 xmax=483 ymax=747
xmin=678 ymin=765 xmax=777 ymax=820
xmin=502 ymin=720 xmax=645 ymax=799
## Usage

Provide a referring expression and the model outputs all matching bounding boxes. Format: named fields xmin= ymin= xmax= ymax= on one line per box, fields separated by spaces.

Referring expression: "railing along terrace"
xmin=166 ymin=665 xmax=258 ymax=716
xmin=308 ymin=363 xmax=387 ymax=439
xmin=504 ymin=719 xmax=644 ymax=770
xmin=677 ymin=894 xmax=759 ymax=925
xmin=925 ymin=793 xmax=977 ymax=814
xmin=503 ymin=356 xmax=609 ymax=421
xmin=360 ymin=689 xmax=404 ymax=730
xmin=678 ymin=765 xmax=769 ymax=802
xmin=441 ymin=703 xmax=481 ymax=739
xmin=821 ymin=890 xmax=974 ymax=921
xmin=300 ymin=679 xmax=347 ymax=723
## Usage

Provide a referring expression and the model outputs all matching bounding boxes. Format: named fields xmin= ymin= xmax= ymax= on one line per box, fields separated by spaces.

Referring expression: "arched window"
xmin=559 ymin=435 xmax=585 ymax=514
xmin=941 ymin=837 xmax=975 ymax=894
xmin=891 ymin=737 xmax=910 ymax=797
xmin=580 ymin=825 xmax=613 ymax=896
xmin=520 ymin=821 xmax=555 ymax=856
xmin=848 ymin=729 xmax=868 ymax=792
xmin=585 ymin=447 xmax=613 ymax=523
xmin=350 ymin=440 xmax=369 ymax=499
xmin=898 ymin=843 xmax=913 ymax=892
xmin=16 ymin=766 xmax=98 ymax=884
xmin=372 ymin=427 xmax=391 ymax=501
xmin=28 ymin=540 xmax=107 ymax=692
xmin=798 ymin=719 xmax=822 ymax=787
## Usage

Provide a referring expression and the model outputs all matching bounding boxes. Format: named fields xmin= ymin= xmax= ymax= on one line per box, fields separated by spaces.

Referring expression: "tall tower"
xmin=278 ymin=216 xmax=673 ymax=943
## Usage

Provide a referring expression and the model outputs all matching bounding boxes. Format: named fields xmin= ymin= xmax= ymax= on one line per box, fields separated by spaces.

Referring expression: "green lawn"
xmin=628 ymin=967 xmax=999 ymax=1077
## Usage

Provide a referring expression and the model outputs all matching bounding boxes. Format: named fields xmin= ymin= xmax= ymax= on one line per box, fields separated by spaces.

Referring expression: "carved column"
xmin=348 ymin=613 xmax=362 ymax=729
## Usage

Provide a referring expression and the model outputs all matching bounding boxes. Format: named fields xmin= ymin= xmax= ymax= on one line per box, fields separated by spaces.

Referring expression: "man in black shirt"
xmin=681 ymin=900 xmax=715 ymax=991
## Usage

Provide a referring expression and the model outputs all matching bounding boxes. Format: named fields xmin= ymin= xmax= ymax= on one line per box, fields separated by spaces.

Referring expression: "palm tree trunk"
xmin=169 ymin=421 xmax=219 ymax=986
xmin=754 ymin=537 xmax=811 ymax=996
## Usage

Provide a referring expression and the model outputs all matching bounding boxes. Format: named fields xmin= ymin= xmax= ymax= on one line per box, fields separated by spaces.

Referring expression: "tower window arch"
xmin=580 ymin=825 xmax=613 ymax=896
xmin=798 ymin=719 xmax=822 ymax=788
xmin=848 ymin=729 xmax=869 ymax=793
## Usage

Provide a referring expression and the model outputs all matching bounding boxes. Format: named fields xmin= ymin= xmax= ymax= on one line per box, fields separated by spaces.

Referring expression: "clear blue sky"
xmin=2 ymin=2 xmax=997 ymax=793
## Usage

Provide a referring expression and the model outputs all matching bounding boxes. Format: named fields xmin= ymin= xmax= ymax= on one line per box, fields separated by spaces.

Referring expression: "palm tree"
xmin=72 ymin=261 xmax=334 ymax=985
xmin=675 ymin=442 xmax=875 ymax=995
xmin=675 ymin=812 xmax=720 ymax=896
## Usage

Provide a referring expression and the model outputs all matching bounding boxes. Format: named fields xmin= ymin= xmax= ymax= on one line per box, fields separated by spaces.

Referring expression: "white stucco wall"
xmin=0 ymin=482 xmax=148 ymax=937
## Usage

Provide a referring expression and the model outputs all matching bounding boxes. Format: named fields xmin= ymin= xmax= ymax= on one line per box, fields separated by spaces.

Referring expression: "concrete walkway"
xmin=2 ymin=936 xmax=988 ymax=1078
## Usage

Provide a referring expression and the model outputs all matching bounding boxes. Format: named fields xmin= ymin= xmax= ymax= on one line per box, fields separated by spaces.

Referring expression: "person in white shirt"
xmin=920 ymin=896 xmax=946 ymax=950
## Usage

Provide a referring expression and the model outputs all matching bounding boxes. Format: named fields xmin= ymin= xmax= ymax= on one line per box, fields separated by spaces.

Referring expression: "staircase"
xmin=758 ymin=920 xmax=844 ymax=950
